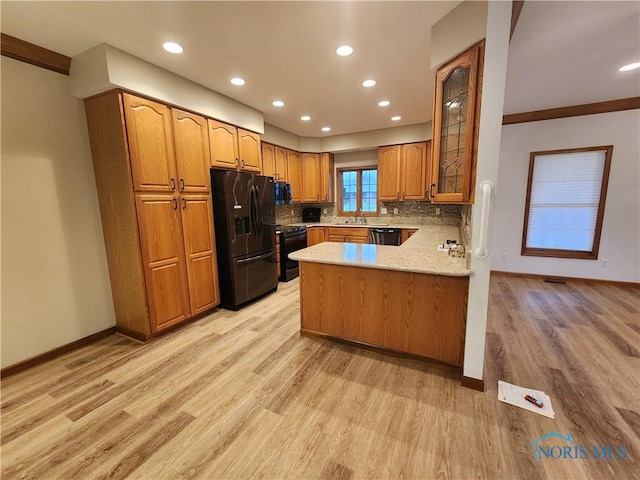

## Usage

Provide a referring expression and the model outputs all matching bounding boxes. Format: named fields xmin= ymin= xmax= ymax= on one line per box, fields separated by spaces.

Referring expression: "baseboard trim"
xmin=491 ymin=270 xmax=639 ymax=288
xmin=1 ymin=327 xmax=116 ymax=379
xmin=462 ymin=376 xmax=485 ymax=391
xmin=115 ymin=325 xmax=149 ymax=343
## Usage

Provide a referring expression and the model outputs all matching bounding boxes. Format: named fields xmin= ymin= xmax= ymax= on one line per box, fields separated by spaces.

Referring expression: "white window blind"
xmin=525 ymin=150 xmax=606 ymax=252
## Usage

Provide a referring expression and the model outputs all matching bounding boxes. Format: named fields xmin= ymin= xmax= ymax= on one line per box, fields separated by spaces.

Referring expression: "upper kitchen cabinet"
xmin=208 ymin=119 xmax=238 ymax=170
xmin=171 ymin=109 xmax=211 ymax=192
xmin=319 ymin=153 xmax=334 ymax=202
xmin=378 ymin=145 xmax=401 ymax=201
xmin=122 ymin=94 xmax=177 ymax=192
xmin=261 ymin=143 xmax=276 ymax=179
xmin=301 ymin=153 xmax=320 ymax=202
xmin=208 ymin=120 xmax=262 ymax=173
xmin=287 ymin=150 xmax=302 ymax=202
xmin=430 ymin=41 xmax=484 ymax=204
xmin=378 ymin=142 xmax=429 ymax=201
xmin=402 ymin=142 xmax=428 ymax=200
xmin=275 ymin=147 xmax=288 ymax=182
xmin=237 ymin=128 xmax=262 ymax=172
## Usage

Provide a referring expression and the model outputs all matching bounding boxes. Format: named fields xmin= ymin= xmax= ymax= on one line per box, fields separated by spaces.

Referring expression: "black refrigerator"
xmin=210 ymin=170 xmax=278 ymax=310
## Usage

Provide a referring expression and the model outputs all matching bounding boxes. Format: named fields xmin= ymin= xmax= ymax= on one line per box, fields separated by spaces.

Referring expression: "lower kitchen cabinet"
xmin=327 ymin=227 xmax=369 ymax=244
xmin=401 ymin=229 xmax=418 ymax=244
xmin=180 ymin=194 xmax=220 ymax=315
xmin=307 ymin=227 xmax=327 ymax=246
xmin=135 ymin=194 xmax=191 ymax=332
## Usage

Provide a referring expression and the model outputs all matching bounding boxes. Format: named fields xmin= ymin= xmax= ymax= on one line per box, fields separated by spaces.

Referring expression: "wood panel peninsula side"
xmin=289 ymin=225 xmax=471 ymax=367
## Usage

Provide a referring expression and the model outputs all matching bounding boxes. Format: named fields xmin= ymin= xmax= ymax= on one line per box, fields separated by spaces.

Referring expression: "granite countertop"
xmin=289 ymin=225 xmax=471 ymax=277
xmin=289 ymin=222 xmax=423 ymax=229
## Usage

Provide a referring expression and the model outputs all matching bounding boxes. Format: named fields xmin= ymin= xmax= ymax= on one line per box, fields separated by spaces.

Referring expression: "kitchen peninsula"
xmin=289 ymin=225 xmax=471 ymax=367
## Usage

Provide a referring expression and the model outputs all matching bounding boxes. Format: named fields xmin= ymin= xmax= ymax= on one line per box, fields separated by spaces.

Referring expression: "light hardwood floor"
xmin=1 ymin=275 xmax=639 ymax=479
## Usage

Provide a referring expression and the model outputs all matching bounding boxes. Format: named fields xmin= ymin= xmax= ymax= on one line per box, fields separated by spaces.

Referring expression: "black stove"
xmin=283 ymin=225 xmax=307 ymax=238
xmin=279 ymin=226 xmax=308 ymax=281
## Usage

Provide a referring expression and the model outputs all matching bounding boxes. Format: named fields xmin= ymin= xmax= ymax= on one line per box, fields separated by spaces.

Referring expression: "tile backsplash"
xmin=275 ymin=204 xmax=305 ymax=225
xmin=276 ymin=202 xmax=462 ymax=227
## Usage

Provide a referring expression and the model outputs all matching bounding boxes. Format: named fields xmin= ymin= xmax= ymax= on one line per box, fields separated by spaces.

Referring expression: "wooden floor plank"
xmin=1 ymin=276 xmax=638 ymax=479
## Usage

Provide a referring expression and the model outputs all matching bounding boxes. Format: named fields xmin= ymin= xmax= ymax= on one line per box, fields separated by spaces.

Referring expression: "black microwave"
xmin=274 ymin=182 xmax=292 ymax=205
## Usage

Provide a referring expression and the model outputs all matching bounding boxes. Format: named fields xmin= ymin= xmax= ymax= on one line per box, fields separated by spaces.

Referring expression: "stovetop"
xmin=282 ymin=225 xmax=307 ymax=237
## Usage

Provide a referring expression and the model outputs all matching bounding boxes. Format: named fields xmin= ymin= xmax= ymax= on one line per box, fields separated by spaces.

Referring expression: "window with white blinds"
xmin=522 ymin=146 xmax=612 ymax=259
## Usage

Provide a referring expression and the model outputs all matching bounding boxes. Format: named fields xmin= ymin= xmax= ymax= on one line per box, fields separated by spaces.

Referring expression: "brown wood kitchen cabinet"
xmin=122 ymin=94 xmax=177 ymax=192
xmin=307 ymin=227 xmax=327 ymax=246
xmin=378 ymin=142 xmax=429 ymax=202
xmin=301 ymin=152 xmax=334 ymax=203
xmin=301 ymin=153 xmax=320 ymax=202
xmin=135 ymin=194 xmax=191 ymax=331
xmin=172 ymin=109 xmax=212 ymax=192
xmin=85 ymin=90 xmax=220 ymax=341
xmin=429 ymin=41 xmax=484 ymax=203
xmin=287 ymin=150 xmax=302 ymax=202
xmin=319 ymin=153 xmax=334 ymax=202
xmin=208 ymin=119 xmax=261 ymax=173
xmin=275 ymin=147 xmax=288 ymax=182
xmin=401 ymin=228 xmax=418 ymax=244
xmin=327 ymin=227 xmax=369 ymax=244
xmin=261 ymin=143 xmax=276 ymax=179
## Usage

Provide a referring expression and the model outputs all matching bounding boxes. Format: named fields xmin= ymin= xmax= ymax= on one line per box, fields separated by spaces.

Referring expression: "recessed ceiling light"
xmin=391 ymin=116 xmax=401 ymax=121
xmin=322 ymin=127 xmax=331 ymax=132
xmin=336 ymin=45 xmax=354 ymax=56
xmin=163 ymin=42 xmax=183 ymax=54
xmin=301 ymin=115 xmax=311 ymax=121
xmin=378 ymin=100 xmax=390 ymax=107
xmin=362 ymin=79 xmax=376 ymax=88
xmin=230 ymin=77 xmax=245 ymax=86
xmin=272 ymin=100 xmax=285 ymax=107
xmin=619 ymin=62 xmax=640 ymax=72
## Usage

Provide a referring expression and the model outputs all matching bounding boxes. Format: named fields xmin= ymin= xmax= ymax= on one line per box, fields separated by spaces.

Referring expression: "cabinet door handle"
xmin=172 ymin=198 xmax=178 ymax=210
xmin=241 ymin=159 xmax=245 ymax=168
xmin=430 ymin=183 xmax=435 ymax=199
xmin=182 ymin=198 xmax=186 ymax=209
xmin=396 ymin=192 xmax=400 ymax=200
xmin=179 ymin=178 xmax=185 ymax=191
xmin=171 ymin=178 xmax=176 ymax=190
xmin=236 ymin=158 xmax=239 ymax=168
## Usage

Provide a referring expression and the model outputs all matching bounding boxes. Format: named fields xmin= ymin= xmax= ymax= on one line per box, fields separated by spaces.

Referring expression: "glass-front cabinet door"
xmin=430 ymin=43 xmax=482 ymax=203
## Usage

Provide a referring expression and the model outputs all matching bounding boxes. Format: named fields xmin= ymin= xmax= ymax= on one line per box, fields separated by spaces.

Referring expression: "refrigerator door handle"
xmin=249 ymin=185 xmax=257 ymax=235
xmin=236 ymin=251 xmax=273 ymax=264
xmin=256 ymin=185 xmax=263 ymax=235
xmin=253 ymin=185 xmax=260 ymax=235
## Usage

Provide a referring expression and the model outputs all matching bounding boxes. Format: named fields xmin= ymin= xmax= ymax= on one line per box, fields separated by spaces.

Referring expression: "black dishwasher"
xmin=368 ymin=228 xmax=402 ymax=246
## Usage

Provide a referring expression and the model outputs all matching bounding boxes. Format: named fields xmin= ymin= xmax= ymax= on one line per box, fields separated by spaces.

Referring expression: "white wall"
xmin=1 ymin=57 xmax=115 ymax=368
xmin=70 ymin=44 xmax=265 ymax=134
xmin=313 ymin=123 xmax=431 ymax=153
xmin=492 ymin=110 xmax=640 ymax=283
xmin=430 ymin=0 xmax=487 ymax=70
xmin=463 ymin=0 xmax=511 ymax=382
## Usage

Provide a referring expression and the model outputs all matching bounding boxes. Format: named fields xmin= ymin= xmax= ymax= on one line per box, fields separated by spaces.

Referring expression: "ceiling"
xmin=504 ymin=1 xmax=640 ymax=114
xmin=2 ymin=1 xmax=638 ymax=137
xmin=0 ymin=1 xmax=459 ymax=137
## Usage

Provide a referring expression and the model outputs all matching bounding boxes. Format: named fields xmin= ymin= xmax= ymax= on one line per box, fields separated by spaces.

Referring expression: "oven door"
xmin=283 ymin=233 xmax=307 ymax=280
